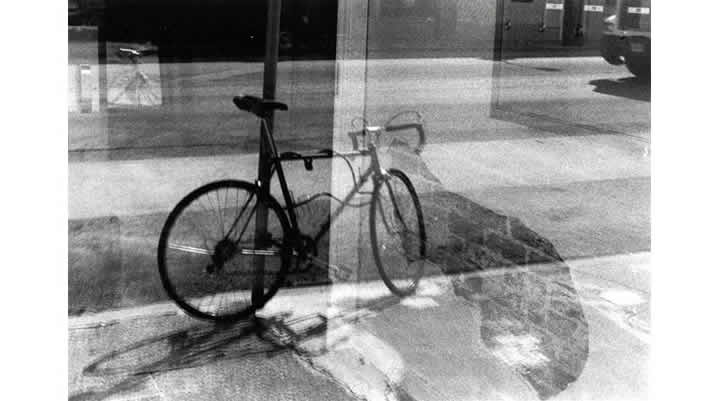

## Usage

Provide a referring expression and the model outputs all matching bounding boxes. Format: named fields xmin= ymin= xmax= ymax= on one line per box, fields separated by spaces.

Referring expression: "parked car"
xmin=600 ymin=0 xmax=650 ymax=79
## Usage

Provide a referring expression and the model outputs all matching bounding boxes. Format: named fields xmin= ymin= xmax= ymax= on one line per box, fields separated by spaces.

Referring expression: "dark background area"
xmin=69 ymin=0 xmax=338 ymax=61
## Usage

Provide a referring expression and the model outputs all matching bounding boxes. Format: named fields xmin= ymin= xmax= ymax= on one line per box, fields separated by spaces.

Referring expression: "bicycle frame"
xmin=157 ymin=103 xmax=428 ymax=319
xmin=220 ymin=108 xmax=423 ymax=277
xmin=258 ymin=117 xmax=385 ymax=247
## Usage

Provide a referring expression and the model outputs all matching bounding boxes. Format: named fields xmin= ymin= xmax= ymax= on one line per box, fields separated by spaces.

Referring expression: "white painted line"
xmin=599 ymin=288 xmax=645 ymax=306
xmin=568 ymin=251 xmax=651 ymax=293
xmin=546 ymin=3 xmax=564 ymax=10
xmin=627 ymin=7 xmax=650 ymax=15
xmin=569 ymin=251 xmax=650 ymax=271
xmin=584 ymin=5 xmax=604 ymax=12
xmin=582 ymin=300 xmax=650 ymax=344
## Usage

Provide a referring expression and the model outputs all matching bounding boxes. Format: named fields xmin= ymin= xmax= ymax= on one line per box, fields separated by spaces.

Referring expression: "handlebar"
xmin=386 ymin=122 xmax=426 ymax=154
xmin=347 ymin=122 xmax=426 ymax=155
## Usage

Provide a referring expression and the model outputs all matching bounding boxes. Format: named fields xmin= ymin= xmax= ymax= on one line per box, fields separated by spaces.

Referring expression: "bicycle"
xmin=108 ymin=47 xmax=161 ymax=107
xmin=157 ymin=95 xmax=428 ymax=322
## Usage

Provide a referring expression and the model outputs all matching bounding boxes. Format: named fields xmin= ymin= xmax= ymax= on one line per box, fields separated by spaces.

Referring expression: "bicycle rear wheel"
xmin=370 ymin=169 xmax=426 ymax=296
xmin=158 ymin=180 xmax=290 ymax=322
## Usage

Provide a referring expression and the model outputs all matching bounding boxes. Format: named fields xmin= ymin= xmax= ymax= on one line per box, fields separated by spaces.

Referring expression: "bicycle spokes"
xmin=158 ymin=181 xmax=290 ymax=321
xmin=378 ymin=191 xmax=417 ymax=258
xmin=223 ymin=191 xmax=256 ymax=243
xmin=370 ymin=169 xmax=426 ymax=297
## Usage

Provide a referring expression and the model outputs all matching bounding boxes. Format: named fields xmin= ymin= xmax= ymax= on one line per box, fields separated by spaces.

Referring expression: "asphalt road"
xmin=70 ymin=55 xmax=650 ymax=258
xmin=492 ymin=56 xmax=650 ymax=139
xmin=69 ymin=56 xmax=650 ymax=150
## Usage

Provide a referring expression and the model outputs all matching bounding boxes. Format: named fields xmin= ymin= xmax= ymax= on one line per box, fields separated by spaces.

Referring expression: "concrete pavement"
xmin=69 ymin=310 xmax=360 ymax=401
xmin=69 ymin=250 xmax=648 ymax=401
xmin=68 ymin=133 xmax=650 ymax=399
xmin=68 ymin=109 xmax=649 ymax=400
xmin=69 ymin=55 xmax=650 ymax=400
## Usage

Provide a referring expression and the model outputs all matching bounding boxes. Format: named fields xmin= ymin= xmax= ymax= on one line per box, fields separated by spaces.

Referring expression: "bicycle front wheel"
xmin=158 ymin=180 xmax=290 ymax=322
xmin=370 ymin=169 xmax=426 ymax=296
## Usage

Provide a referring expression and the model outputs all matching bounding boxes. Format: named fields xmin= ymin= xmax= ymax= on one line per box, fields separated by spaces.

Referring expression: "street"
xmin=68 ymin=54 xmax=650 ymax=400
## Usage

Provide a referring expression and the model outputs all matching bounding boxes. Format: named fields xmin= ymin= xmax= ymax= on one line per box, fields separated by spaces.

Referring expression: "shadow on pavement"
xmin=390 ymin=145 xmax=590 ymax=399
xmin=70 ymin=295 xmax=400 ymax=401
xmin=419 ymin=191 xmax=589 ymax=400
xmin=501 ymin=60 xmax=563 ymax=73
xmin=589 ymin=77 xmax=650 ymax=102
xmin=69 ymin=142 xmax=593 ymax=401
xmin=70 ymin=320 xmax=283 ymax=401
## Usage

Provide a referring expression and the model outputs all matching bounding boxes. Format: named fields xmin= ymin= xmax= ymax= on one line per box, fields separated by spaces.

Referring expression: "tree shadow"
xmin=417 ymin=190 xmax=591 ymax=400
xmin=69 ymin=295 xmax=400 ymax=401
xmin=590 ymin=76 xmax=650 ymax=102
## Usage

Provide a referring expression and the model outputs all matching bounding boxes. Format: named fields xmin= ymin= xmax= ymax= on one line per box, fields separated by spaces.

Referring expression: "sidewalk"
xmin=69 ymin=251 xmax=648 ymax=401
xmin=68 ymin=145 xmax=649 ymax=400
xmin=68 ymin=138 xmax=651 ymax=399
xmin=69 ymin=307 xmax=359 ymax=401
xmin=68 ymin=136 xmax=598 ymax=399
xmin=68 ymin=277 xmax=523 ymax=401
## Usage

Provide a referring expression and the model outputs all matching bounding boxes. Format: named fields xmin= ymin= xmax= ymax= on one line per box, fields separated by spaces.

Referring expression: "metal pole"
xmin=253 ymin=0 xmax=283 ymax=308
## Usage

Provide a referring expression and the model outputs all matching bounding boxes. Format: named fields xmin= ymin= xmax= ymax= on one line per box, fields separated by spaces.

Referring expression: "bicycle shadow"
xmin=69 ymin=295 xmax=401 ymax=401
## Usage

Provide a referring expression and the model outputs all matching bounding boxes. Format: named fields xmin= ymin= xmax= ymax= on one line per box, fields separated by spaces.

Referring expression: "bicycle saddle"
xmin=117 ymin=47 xmax=157 ymax=58
xmin=233 ymin=95 xmax=288 ymax=117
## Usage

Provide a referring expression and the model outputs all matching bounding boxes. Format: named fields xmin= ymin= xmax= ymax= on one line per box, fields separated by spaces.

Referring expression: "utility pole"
xmin=253 ymin=0 xmax=283 ymax=308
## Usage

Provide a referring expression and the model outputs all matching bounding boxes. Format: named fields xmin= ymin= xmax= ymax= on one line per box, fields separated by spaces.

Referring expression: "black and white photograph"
xmin=62 ymin=1 xmax=653 ymax=400
xmin=14 ymin=0 xmax=716 ymax=399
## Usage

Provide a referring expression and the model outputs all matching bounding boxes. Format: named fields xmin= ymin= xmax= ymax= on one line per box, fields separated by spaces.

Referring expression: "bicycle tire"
xmin=370 ymin=169 xmax=426 ymax=296
xmin=158 ymin=180 xmax=291 ymax=322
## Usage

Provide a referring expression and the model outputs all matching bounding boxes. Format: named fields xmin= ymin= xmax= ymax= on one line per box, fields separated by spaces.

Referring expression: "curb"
xmin=566 ymin=252 xmax=650 ymax=294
